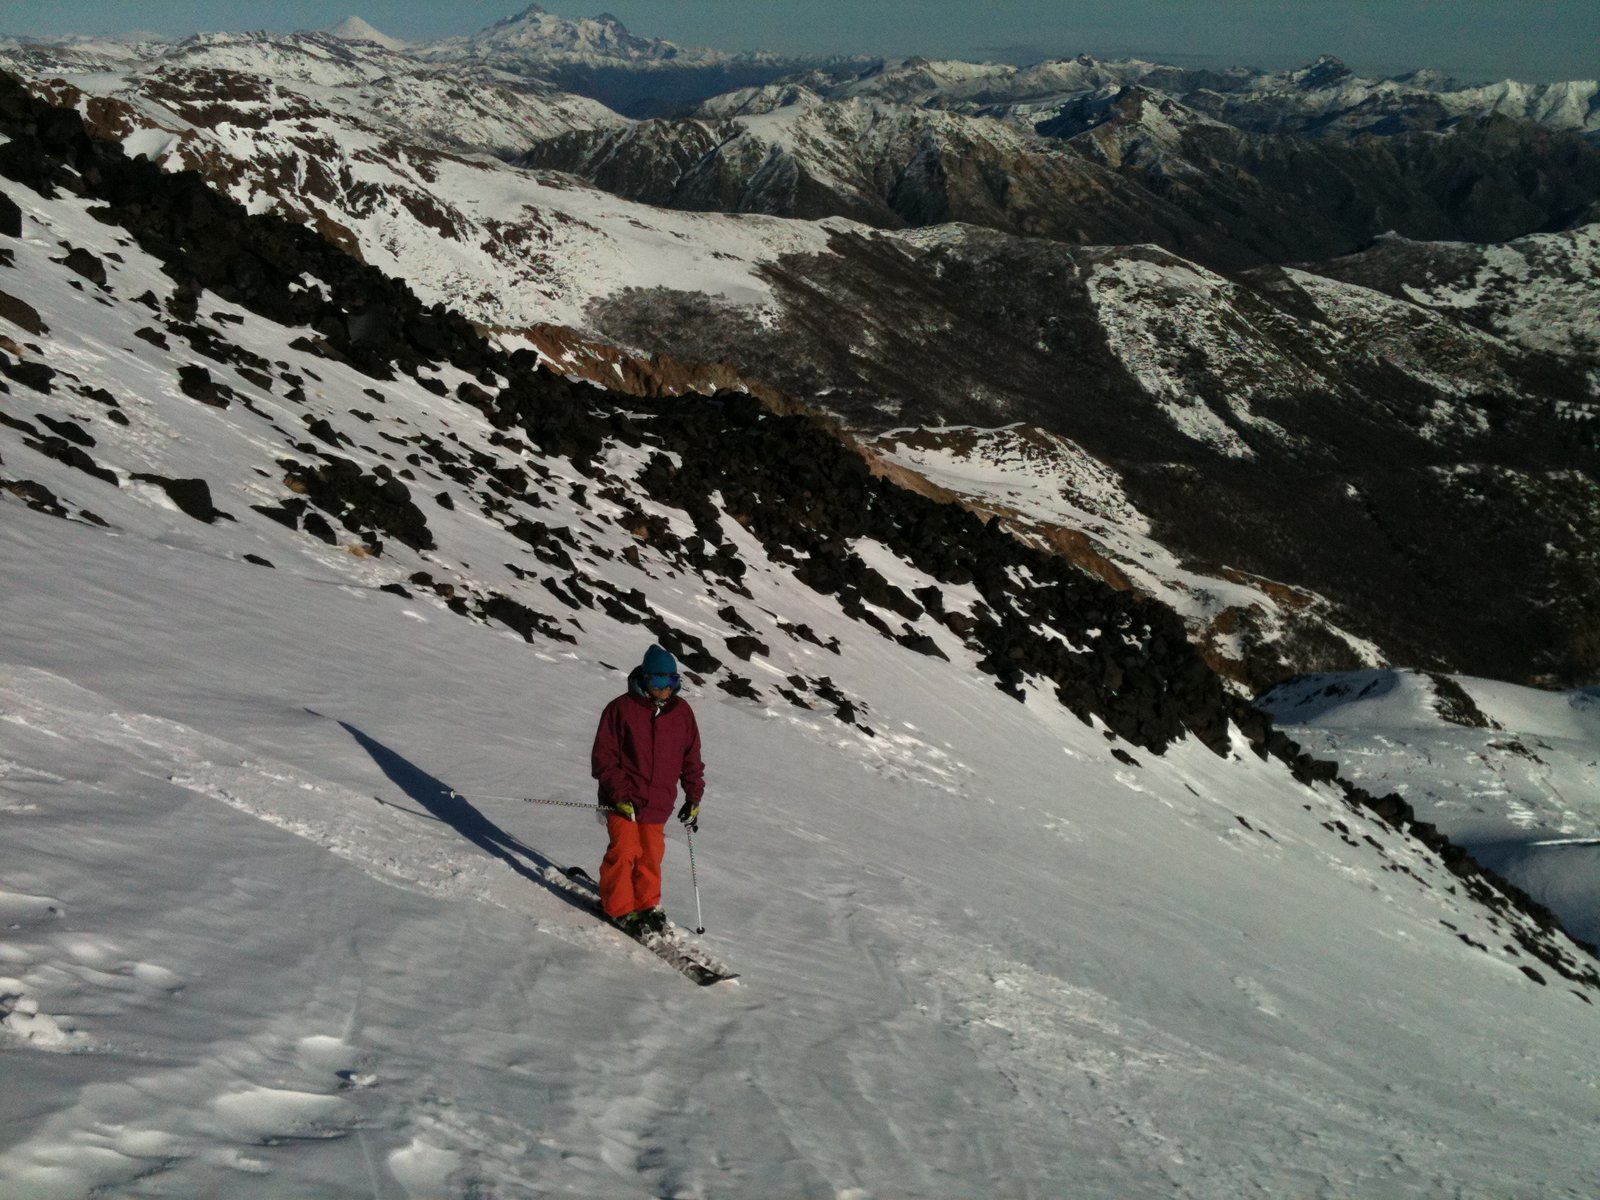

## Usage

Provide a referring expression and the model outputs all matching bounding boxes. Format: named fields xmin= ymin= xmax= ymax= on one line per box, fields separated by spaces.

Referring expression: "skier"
xmin=590 ymin=644 xmax=705 ymax=935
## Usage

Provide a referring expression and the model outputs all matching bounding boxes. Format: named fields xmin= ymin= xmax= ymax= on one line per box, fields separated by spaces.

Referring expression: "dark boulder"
xmin=35 ymin=414 xmax=93 ymax=447
xmin=302 ymin=510 xmax=337 ymax=544
xmin=724 ymin=635 xmax=769 ymax=661
xmin=58 ymin=246 xmax=107 ymax=286
xmin=283 ymin=457 xmax=435 ymax=552
xmin=0 ymin=189 xmax=20 ymax=237
xmin=2 ymin=476 xmax=68 ymax=516
xmin=177 ymin=364 xmax=230 ymax=408
xmin=132 ymin=473 xmax=225 ymax=523
xmin=3 ymin=357 xmax=55 ymax=393
xmin=26 ymin=436 xmax=118 ymax=486
xmin=0 ymin=287 xmax=45 ymax=334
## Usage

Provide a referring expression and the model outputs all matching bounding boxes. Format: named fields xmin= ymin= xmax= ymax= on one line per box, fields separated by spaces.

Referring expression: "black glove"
xmin=677 ymin=800 xmax=700 ymax=832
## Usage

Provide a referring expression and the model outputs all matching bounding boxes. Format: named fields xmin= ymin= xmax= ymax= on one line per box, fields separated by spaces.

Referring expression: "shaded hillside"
xmin=1292 ymin=224 xmax=1600 ymax=360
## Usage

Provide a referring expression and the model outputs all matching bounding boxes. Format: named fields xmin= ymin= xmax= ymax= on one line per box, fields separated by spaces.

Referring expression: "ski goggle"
xmin=645 ymin=673 xmax=680 ymax=689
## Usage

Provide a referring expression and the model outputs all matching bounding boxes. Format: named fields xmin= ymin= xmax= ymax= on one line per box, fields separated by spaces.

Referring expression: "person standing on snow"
xmin=590 ymin=644 xmax=705 ymax=934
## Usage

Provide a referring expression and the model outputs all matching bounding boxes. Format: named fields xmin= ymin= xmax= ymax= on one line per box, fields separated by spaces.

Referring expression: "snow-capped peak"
xmin=435 ymin=2 xmax=705 ymax=64
xmin=1290 ymin=54 xmax=1355 ymax=89
xmin=328 ymin=16 xmax=408 ymax=51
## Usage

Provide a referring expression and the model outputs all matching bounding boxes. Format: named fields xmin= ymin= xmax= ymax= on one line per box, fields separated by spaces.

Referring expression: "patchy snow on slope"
xmin=2 ymin=41 xmax=851 ymax=332
xmin=871 ymin=425 xmax=1385 ymax=685
xmin=1398 ymin=224 xmax=1600 ymax=359
xmin=1085 ymin=252 xmax=1313 ymax=458
xmin=1286 ymin=267 xmax=1517 ymax=405
xmin=875 ymin=424 xmax=1147 ymax=532
xmin=694 ymin=84 xmax=1037 ymax=205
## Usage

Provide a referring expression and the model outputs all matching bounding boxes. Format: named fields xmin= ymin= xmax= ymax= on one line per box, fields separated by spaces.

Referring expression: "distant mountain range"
xmin=2 ymin=5 xmax=1597 ymax=693
xmin=523 ymin=81 xmax=1600 ymax=269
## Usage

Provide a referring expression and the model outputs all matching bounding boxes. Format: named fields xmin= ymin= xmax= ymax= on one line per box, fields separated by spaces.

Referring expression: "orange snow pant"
xmin=600 ymin=813 xmax=666 ymax=918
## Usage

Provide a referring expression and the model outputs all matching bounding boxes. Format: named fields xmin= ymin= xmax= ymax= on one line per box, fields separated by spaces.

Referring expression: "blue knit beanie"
xmin=641 ymin=644 xmax=678 ymax=676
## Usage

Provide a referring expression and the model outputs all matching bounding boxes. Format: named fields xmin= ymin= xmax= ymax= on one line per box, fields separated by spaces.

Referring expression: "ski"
xmin=558 ymin=866 xmax=739 ymax=986
xmin=630 ymin=925 xmax=739 ymax=987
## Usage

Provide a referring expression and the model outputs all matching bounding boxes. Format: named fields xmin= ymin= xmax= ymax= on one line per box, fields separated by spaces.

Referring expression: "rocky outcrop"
xmin=501 ymin=322 xmax=793 ymax=405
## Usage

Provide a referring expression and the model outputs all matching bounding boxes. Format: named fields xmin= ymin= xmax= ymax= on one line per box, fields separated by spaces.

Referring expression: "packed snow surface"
xmin=2 ymin=135 xmax=1599 ymax=1200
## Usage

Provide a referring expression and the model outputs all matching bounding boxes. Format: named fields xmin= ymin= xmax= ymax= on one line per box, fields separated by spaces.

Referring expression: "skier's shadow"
xmin=331 ymin=717 xmax=596 ymax=917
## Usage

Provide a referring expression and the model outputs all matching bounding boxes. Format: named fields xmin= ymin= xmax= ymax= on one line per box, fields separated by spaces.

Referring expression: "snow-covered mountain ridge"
xmin=409 ymin=4 xmax=869 ymax=120
xmin=531 ymin=77 xmax=1600 ymax=272
xmin=0 ymin=31 xmax=837 ymax=335
xmin=804 ymin=52 xmax=1600 ymax=141
xmin=396 ymin=8 xmax=1600 ymax=141
xmin=327 ymin=16 xmax=409 ymax=53
xmin=422 ymin=4 xmax=726 ymax=68
xmin=4 ymin=73 xmax=1599 ymax=1198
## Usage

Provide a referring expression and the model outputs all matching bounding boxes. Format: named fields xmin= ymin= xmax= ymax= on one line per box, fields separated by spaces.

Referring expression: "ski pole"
xmin=518 ymin=796 xmax=603 ymax=812
xmin=446 ymin=789 xmax=597 ymax=811
xmin=686 ymin=826 xmax=706 ymax=935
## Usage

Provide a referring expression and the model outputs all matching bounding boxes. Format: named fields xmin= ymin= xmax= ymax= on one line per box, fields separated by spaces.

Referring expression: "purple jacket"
xmin=591 ymin=675 xmax=706 ymax=825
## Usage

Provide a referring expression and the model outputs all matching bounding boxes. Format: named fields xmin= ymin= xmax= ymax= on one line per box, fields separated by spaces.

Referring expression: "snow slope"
xmin=1260 ymin=670 xmax=1600 ymax=947
xmin=3 ymin=119 xmax=1600 ymax=1199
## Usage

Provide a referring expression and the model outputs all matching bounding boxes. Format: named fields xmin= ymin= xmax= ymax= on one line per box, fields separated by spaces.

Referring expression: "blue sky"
xmin=4 ymin=1 xmax=1597 ymax=82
